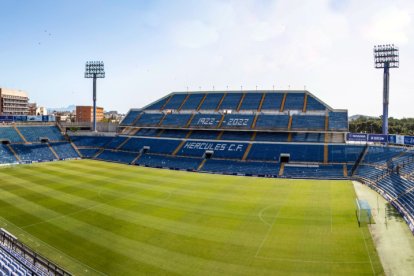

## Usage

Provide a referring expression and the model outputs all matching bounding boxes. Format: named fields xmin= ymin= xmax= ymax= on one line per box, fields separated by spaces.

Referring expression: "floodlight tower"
xmin=84 ymin=61 xmax=105 ymax=132
xmin=373 ymin=44 xmax=399 ymax=135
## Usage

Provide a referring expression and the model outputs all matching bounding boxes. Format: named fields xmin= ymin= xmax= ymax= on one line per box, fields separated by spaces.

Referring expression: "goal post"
xmin=355 ymin=199 xmax=372 ymax=226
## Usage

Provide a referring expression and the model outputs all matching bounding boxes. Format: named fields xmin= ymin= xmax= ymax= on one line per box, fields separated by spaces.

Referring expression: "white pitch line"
xmin=255 ymin=206 xmax=283 ymax=257
xmin=258 ymin=205 xmax=274 ymax=227
xmin=360 ymin=227 xmax=376 ymax=275
xmin=255 ymin=255 xmax=371 ymax=264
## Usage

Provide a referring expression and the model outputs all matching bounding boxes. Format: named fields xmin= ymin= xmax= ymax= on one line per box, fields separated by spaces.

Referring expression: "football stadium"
xmin=0 ymin=89 xmax=413 ymax=275
xmin=1 ymin=1 xmax=414 ymax=276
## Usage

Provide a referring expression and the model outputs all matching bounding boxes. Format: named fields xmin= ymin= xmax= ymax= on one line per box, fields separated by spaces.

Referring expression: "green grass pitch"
xmin=0 ymin=160 xmax=383 ymax=275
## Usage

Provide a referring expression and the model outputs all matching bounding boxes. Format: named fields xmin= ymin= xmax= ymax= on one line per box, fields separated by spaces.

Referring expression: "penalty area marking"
xmin=254 ymin=255 xmax=371 ymax=264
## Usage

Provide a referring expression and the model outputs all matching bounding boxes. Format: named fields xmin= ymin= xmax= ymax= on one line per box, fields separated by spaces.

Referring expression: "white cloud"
xmin=362 ymin=7 xmax=412 ymax=44
xmin=170 ymin=20 xmax=219 ymax=49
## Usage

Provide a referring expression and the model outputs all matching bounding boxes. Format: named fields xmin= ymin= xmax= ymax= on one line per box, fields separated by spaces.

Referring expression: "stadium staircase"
xmin=48 ymin=143 xmax=60 ymax=159
xmin=13 ymin=125 xmax=27 ymax=143
xmin=6 ymin=144 xmax=21 ymax=162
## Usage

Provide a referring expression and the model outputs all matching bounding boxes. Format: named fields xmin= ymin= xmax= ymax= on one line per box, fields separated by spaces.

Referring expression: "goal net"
xmin=355 ymin=199 xmax=372 ymax=226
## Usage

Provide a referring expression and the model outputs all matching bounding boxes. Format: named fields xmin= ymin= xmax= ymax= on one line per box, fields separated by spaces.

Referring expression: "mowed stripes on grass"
xmin=0 ymin=160 xmax=383 ymax=275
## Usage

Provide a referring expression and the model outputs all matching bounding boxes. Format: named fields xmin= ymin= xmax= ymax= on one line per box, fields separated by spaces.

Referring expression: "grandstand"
xmin=0 ymin=89 xmax=413 ymax=274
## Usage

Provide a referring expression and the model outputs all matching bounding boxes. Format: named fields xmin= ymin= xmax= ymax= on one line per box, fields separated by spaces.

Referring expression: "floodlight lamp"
xmin=85 ymin=61 xmax=105 ymax=78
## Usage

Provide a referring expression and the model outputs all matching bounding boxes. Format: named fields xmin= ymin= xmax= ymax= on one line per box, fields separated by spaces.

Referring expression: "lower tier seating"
xmin=137 ymin=154 xmax=201 ymax=171
xmin=201 ymin=159 xmax=280 ymax=176
xmin=283 ymin=164 xmax=347 ymax=179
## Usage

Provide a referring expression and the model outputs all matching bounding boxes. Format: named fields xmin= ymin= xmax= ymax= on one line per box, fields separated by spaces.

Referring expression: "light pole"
xmin=373 ymin=45 xmax=399 ymax=135
xmin=84 ymin=61 xmax=105 ymax=132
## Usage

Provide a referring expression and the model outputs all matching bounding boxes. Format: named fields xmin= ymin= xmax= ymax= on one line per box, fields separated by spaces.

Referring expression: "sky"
xmin=0 ymin=0 xmax=413 ymax=118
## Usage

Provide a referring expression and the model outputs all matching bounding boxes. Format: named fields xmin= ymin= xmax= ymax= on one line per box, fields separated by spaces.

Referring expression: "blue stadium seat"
xmin=219 ymin=93 xmax=242 ymax=110
xmin=163 ymin=94 xmax=187 ymax=110
xmin=134 ymin=113 xmax=164 ymax=126
xmin=283 ymin=164 xmax=346 ymax=179
xmin=328 ymin=111 xmax=348 ymax=130
xmin=97 ymin=150 xmax=137 ymax=164
xmin=202 ymin=159 xmax=279 ymax=176
xmin=363 ymin=146 xmax=405 ymax=164
xmin=255 ymin=132 xmax=288 ymax=142
xmin=255 ymin=115 xmax=289 ymax=129
xmin=145 ymin=96 xmax=170 ymax=110
xmin=220 ymin=131 xmax=252 ymax=141
xmin=12 ymin=144 xmax=56 ymax=162
xmin=51 ymin=142 xmax=79 ymax=159
xmin=134 ymin=128 xmax=161 ymax=137
xmin=284 ymin=93 xmax=305 ymax=110
xmin=199 ymin=93 xmax=224 ymax=110
xmin=0 ymin=145 xmax=18 ymax=164
xmin=121 ymin=137 xmax=180 ymax=154
xmin=248 ymin=143 xmax=324 ymax=162
xmin=306 ymin=96 xmax=326 ymax=110
xmin=105 ymin=136 xmax=128 ymax=149
xmin=189 ymin=130 xmax=220 ymax=140
xmin=71 ymin=136 xmax=113 ymax=147
xmin=261 ymin=93 xmax=283 ymax=110
xmin=18 ymin=126 xmax=64 ymax=142
xmin=120 ymin=110 xmax=141 ymax=125
xmin=291 ymin=133 xmax=325 ymax=143
xmin=159 ymin=129 xmax=189 ymax=138
xmin=291 ymin=115 xmax=325 ymax=130
xmin=161 ymin=114 xmax=192 ymax=127
xmin=181 ymin=93 xmax=205 ymax=110
xmin=79 ymin=148 xmax=100 ymax=158
xmin=239 ymin=93 xmax=262 ymax=110
xmin=328 ymin=145 xmax=364 ymax=163
xmin=137 ymin=154 xmax=201 ymax=170
xmin=0 ymin=127 xmax=23 ymax=143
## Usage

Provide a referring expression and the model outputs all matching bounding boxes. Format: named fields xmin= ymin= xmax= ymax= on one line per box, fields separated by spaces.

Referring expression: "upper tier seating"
xmin=177 ymin=140 xmax=248 ymax=159
xmin=189 ymin=114 xmax=222 ymax=128
xmin=283 ymin=164 xmax=345 ymax=179
xmin=247 ymin=143 xmax=324 ymax=162
xmin=163 ymin=94 xmax=187 ymax=110
xmin=0 ymin=127 xmax=23 ymax=143
xmin=137 ymin=154 xmax=201 ymax=171
xmin=306 ymin=96 xmax=326 ymax=111
xmin=18 ymin=126 xmax=64 ymax=142
xmin=221 ymin=114 xmax=254 ymax=128
xmin=121 ymin=137 xmax=180 ymax=154
xmin=261 ymin=93 xmax=283 ymax=110
xmin=121 ymin=110 xmax=141 ymax=125
xmin=202 ymin=159 xmax=280 ymax=176
xmin=145 ymin=96 xmax=169 ymax=110
xmin=291 ymin=115 xmax=325 ymax=130
xmin=0 ymin=245 xmax=45 ymax=276
xmin=11 ymin=144 xmax=56 ymax=162
xmin=199 ymin=93 xmax=223 ymax=110
xmin=0 ymin=145 xmax=18 ymax=164
xmin=328 ymin=111 xmax=348 ymax=130
xmin=255 ymin=115 xmax=289 ymax=129
xmin=218 ymin=93 xmax=242 ymax=110
xmin=328 ymin=145 xmax=364 ymax=163
xmin=284 ymin=93 xmax=305 ymax=110
xmin=239 ymin=93 xmax=262 ymax=110
xmin=50 ymin=142 xmax=79 ymax=159
xmin=161 ymin=114 xmax=192 ymax=127
xmin=181 ymin=93 xmax=204 ymax=110
xmin=134 ymin=113 xmax=163 ymax=126
xmin=71 ymin=136 xmax=113 ymax=148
